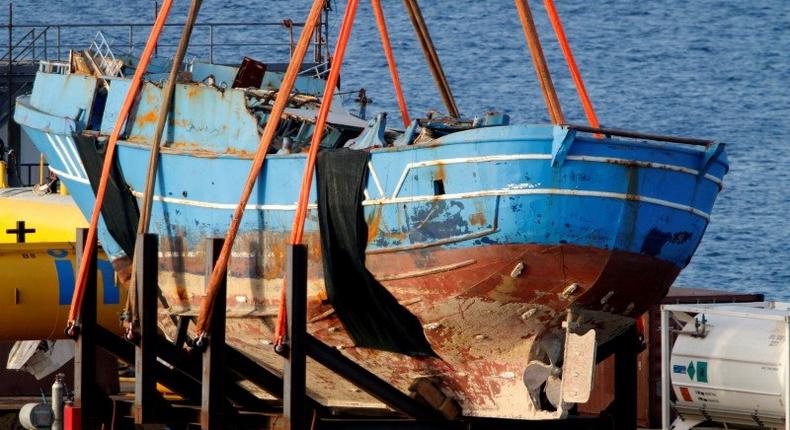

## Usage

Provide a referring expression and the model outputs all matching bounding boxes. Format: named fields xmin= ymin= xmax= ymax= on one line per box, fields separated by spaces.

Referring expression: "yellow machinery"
xmin=0 ymin=188 xmax=87 ymax=243
xmin=0 ymin=189 xmax=126 ymax=340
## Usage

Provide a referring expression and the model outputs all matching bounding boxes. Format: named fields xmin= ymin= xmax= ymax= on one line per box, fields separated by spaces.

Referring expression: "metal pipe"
xmin=566 ymin=123 xmax=714 ymax=146
xmin=544 ymin=0 xmax=600 ymax=131
xmin=208 ymin=25 xmax=213 ymax=63
xmin=372 ymin=0 xmax=410 ymax=127
xmin=514 ymin=0 xmax=564 ymax=124
xmin=38 ymin=153 xmax=44 ymax=186
xmin=195 ymin=0 xmax=328 ymax=340
xmin=402 ymin=0 xmax=459 ymax=118
xmin=0 ymin=162 xmax=7 ymax=189
xmin=661 ymin=307 xmax=670 ymax=430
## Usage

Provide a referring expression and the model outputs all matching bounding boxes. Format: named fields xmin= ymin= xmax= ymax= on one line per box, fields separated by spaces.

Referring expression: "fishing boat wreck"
xmin=13 ymin=0 xmax=727 ymax=421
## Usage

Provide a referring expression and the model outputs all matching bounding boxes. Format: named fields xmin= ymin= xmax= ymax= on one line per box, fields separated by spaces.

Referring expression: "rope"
xmin=194 ymin=0 xmax=328 ymax=341
xmin=66 ymin=0 xmax=175 ymax=336
xmin=274 ymin=0 xmax=360 ymax=345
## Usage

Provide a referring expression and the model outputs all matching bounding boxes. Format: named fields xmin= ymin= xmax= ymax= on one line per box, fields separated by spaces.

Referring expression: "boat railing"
xmin=38 ymin=60 xmax=70 ymax=75
xmin=0 ymin=0 xmax=330 ymax=68
xmin=566 ymin=123 xmax=715 ymax=147
xmin=0 ymin=21 xmax=324 ymax=67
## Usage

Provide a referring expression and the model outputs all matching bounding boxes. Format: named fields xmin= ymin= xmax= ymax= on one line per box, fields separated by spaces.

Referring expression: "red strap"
xmin=67 ymin=0 xmax=175 ymax=334
xmin=275 ymin=0 xmax=360 ymax=344
xmin=194 ymin=0 xmax=328 ymax=339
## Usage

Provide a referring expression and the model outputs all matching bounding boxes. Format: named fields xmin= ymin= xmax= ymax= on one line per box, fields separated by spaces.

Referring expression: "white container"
xmin=661 ymin=302 xmax=790 ymax=430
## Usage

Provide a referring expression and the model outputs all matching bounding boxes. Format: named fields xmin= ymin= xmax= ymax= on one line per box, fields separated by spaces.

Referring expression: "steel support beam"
xmin=73 ymin=228 xmax=98 ymax=429
xmin=284 ymin=244 xmax=308 ymax=430
xmin=134 ymin=233 xmax=159 ymax=424
xmin=613 ymin=325 xmax=639 ymax=430
xmin=202 ymin=238 xmax=227 ymax=429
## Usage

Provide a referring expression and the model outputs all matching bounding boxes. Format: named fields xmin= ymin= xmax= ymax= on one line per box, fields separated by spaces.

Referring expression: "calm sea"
xmin=7 ymin=0 xmax=790 ymax=298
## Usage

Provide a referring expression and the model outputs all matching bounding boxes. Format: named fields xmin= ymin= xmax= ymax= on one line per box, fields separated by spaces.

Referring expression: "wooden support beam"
xmin=284 ymin=244 xmax=308 ymax=430
xmin=134 ymin=233 xmax=159 ymax=425
xmin=202 ymin=238 xmax=227 ymax=429
xmin=73 ymin=228 xmax=98 ymax=429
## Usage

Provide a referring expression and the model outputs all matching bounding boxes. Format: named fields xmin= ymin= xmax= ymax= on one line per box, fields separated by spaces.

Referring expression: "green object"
xmin=697 ymin=361 xmax=708 ymax=383
xmin=687 ymin=361 xmax=696 ymax=380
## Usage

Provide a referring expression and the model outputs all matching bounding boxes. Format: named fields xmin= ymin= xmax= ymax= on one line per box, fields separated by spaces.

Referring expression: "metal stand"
xmin=202 ymin=238 xmax=227 ymax=429
xmin=134 ymin=233 xmax=160 ymax=425
xmin=281 ymin=243 xmax=443 ymax=430
xmin=73 ymin=228 xmax=98 ymax=429
xmin=613 ymin=326 xmax=638 ymax=430
xmin=284 ymin=244 xmax=308 ymax=429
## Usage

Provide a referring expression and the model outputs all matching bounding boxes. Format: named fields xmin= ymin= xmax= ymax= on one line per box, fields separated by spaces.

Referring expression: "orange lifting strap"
xmin=274 ymin=0 xmax=360 ymax=345
xmin=194 ymin=0 xmax=327 ymax=339
xmin=371 ymin=0 xmax=411 ymax=127
xmin=66 ymin=0 xmax=175 ymax=335
xmin=544 ymin=0 xmax=600 ymax=129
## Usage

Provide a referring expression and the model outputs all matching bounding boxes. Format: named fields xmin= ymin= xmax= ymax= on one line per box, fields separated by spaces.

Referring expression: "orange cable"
xmin=66 ymin=0 xmax=175 ymax=333
xmin=274 ymin=0 xmax=360 ymax=344
xmin=371 ymin=0 xmax=411 ymax=127
xmin=544 ymin=0 xmax=600 ymax=129
xmin=194 ymin=0 xmax=327 ymax=338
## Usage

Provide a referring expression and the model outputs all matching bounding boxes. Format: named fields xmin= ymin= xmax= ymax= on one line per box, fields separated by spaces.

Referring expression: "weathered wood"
xmin=202 ymin=238 xmax=227 ymax=429
xmin=305 ymin=334 xmax=441 ymax=421
xmin=73 ymin=228 xmax=98 ymax=429
xmin=134 ymin=233 xmax=159 ymax=424
xmin=284 ymin=244 xmax=308 ymax=430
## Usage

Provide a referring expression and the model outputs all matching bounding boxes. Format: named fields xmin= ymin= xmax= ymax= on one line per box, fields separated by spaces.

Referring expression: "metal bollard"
xmin=52 ymin=373 xmax=65 ymax=430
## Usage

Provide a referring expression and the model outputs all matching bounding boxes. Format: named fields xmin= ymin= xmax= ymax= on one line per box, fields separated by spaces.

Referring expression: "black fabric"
xmin=73 ymin=133 xmax=139 ymax=257
xmin=316 ymin=148 xmax=436 ymax=357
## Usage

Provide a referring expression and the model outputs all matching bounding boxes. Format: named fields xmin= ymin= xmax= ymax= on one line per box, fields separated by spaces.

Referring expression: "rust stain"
xmin=366 ymin=207 xmax=383 ymax=243
xmin=469 ymin=201 xmax=487 ymax=226
xmin=135 ymin=110 xmax=158 ymax=127
xmin=186 ymin=86 xmax=201 ymax=99
xmin=434 ymin=163 xmax=446 ymax=181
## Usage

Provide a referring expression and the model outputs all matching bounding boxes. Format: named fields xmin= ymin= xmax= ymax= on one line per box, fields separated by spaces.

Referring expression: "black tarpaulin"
xmin=316 ymin=148 xmax=436 ymax=357
xmin=73 ymin=133 xmax=139 ymax=257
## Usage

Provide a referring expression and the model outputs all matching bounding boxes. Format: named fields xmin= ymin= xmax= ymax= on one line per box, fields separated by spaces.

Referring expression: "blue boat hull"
xmin=14 ymin=71 xmax=728 ymax=418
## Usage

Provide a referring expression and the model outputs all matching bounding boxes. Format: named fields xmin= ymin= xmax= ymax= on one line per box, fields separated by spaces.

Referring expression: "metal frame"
xmin=660 ymin=301 xmax=790 ymax=430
